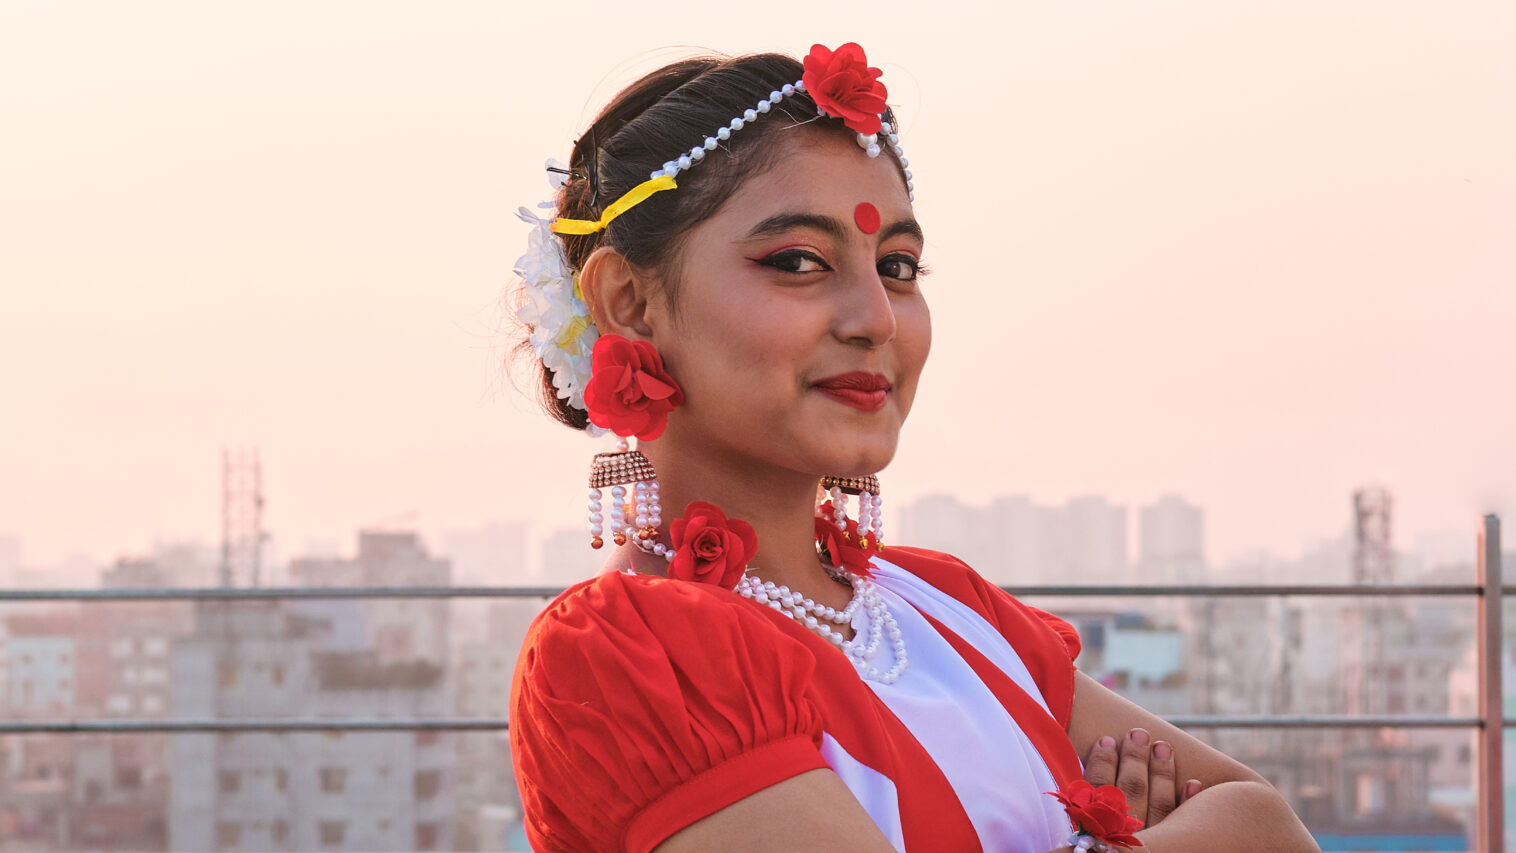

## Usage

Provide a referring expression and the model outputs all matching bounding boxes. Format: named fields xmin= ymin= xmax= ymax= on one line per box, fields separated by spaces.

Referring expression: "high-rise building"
xmin=538 ymin=527 xmax=605 ymax=585
xmin=1065 ymin=495 xmax=1128 ymax=585
xmin=442 ymin=521 xmax=529 ymax=586
xmin=171 ymin=531 xmax=455 ymax=852
xmin=1137 ymin=494 xmax=1206 ymax=585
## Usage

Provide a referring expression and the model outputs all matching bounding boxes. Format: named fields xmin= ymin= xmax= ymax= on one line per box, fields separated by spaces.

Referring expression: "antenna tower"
xmin=219 ymin=447 xmax=266 ymax=587
xmin=1353 ymin=486 xmax=1395 ymax=584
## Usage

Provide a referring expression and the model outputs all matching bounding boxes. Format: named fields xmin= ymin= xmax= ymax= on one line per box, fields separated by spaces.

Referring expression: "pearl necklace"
xmin=735 ymin=573 xmax=908 ymax=685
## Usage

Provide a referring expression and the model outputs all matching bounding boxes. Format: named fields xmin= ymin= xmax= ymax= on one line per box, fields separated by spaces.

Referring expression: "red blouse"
xmin=510 ymin=546 xmax=1082 ymax=852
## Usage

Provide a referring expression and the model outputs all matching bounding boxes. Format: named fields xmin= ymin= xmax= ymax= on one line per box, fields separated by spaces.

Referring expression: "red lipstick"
xmin=812 ymin=372 xmax=892 ymax=412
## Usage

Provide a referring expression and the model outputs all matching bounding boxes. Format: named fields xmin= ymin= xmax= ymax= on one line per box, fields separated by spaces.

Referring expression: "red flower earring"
xmin=582 ymin=334 xmax=683 ymax=551
xmin=583 ymin=334 xmax=684 ymax=442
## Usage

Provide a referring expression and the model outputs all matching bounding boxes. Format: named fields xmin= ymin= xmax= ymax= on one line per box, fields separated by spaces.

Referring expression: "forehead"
xmin=711 ymin=129 xmax=914 ymax=227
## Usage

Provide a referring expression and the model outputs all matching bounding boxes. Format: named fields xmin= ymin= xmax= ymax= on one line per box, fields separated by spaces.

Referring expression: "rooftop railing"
xmin=0 ymin=515 xmax=1502 ymax=851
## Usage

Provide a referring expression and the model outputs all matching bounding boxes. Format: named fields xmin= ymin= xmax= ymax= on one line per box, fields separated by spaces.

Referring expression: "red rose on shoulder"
xmin=802 ymin=43 xmax=889 ymax=136
xmin=669 ymin=501 xmax=758 ymax=590
xmin=814 ymin=502 xmax=875 ymax=579
xmin=583 ymin=334 xmax=684 ymax=441
xmin=1049 ymin=780 xmax=1145 ymax=848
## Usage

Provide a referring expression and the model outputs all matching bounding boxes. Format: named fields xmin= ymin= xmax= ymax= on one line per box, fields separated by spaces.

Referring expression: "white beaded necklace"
xmin=735 ymin=572 xmax=909 ymax=685
xmin=594 ymin=444 xmax=907 ymax=685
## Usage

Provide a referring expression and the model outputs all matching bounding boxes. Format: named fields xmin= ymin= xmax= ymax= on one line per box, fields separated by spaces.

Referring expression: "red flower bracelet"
xmin=1049 ymin=780 xmax=1144 ymax=850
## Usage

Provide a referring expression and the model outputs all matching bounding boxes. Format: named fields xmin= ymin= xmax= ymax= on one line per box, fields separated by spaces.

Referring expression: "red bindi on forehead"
xmin=854 ymin=202 xmax=881 ymax=235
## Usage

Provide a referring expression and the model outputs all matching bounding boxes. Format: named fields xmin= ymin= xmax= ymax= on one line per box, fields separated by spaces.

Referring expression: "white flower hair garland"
xmin=514 ymin=160 xmax=600 ymax=421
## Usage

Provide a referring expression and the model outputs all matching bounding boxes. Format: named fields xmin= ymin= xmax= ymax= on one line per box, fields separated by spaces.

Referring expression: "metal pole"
xmin=1478 ymin=514 xmax=1503 ymax=853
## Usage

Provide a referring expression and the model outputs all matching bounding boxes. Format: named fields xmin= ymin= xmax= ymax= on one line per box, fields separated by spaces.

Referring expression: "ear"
xmin=577 ymin=246 xmax=658 ymax=341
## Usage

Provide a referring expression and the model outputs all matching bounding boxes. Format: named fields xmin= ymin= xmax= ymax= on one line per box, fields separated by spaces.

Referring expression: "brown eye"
xmin=878 ymin=253 xmax=922 ymax=282
xmin=754 ymin=249 xmax=831 ymax=274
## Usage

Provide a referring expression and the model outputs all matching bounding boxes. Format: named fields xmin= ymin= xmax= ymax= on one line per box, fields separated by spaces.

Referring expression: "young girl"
xmin=509 ymin=43 xmax=1317 ymax=853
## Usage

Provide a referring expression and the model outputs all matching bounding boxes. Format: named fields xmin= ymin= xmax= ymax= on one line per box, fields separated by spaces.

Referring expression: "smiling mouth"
xmin=813 ymin=372 xmax=892 ymax=412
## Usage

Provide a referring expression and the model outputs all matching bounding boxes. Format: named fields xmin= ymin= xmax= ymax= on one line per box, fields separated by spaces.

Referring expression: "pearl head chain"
xmin=648 ymin=79 xmax=915 ymax=203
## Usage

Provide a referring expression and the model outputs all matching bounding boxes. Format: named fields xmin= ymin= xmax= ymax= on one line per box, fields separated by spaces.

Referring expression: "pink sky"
xmin=2 ymin=2 xmax=1512 ymax=575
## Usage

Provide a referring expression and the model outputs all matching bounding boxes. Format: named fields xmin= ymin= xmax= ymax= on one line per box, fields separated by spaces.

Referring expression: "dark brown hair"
xmin=517 ymin=51 xmax=902 ymax=430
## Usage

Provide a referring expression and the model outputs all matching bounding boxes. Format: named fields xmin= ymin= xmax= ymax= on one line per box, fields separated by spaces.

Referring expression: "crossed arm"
xmin=657 ymin=671 xmax=1319 ymax=852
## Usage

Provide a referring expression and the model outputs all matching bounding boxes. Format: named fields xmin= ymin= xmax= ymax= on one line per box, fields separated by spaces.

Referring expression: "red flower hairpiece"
xmin=583 ymin=334 xmax=684 ymax=441
xmin=1048 ymin=780 xmax=1144 ymax=849
xmin=669 ymin=501 xmax=759 ymax=590
xmin=802 ymin=43 xmax=889 ymax=136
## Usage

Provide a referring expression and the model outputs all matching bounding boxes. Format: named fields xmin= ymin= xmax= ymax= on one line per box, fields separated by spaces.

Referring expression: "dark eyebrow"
xmin=743 ymin=212 xmax=926 ymax=244
xmin=743 ymin=212 xmax=849 ymax=242
xmin=881 ymin=218 xmax=925 ymax=244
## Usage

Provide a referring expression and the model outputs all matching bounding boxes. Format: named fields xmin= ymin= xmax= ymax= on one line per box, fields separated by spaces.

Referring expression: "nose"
xmin=830 ymin=263 xmax=897 ymax=349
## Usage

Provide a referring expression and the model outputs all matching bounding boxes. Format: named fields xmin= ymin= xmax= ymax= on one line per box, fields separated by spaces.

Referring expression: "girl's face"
xmin=647 ymin=129 xmax=930 ymax=479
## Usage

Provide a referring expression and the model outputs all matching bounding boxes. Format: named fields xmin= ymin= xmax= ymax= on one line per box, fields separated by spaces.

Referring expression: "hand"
xmin=1082 ymin=727 xmax=1203 ymax=828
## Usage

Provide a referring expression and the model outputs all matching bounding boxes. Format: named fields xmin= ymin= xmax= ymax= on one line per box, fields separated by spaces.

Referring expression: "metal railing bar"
xmin=0 ymin=585 xmax=572 ymax=601
xmin=0 ymin=715 xmax=1494 ymax=735
xmin=1477 ymin=514 xmax=1504 ymax=853
xmin=0 ymin=719 xmax=513 ymax=734
xmin=0 ymin=583 xmax=1495 ymax=602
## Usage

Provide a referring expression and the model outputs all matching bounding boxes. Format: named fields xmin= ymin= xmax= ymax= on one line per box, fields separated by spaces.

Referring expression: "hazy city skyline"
xmin=3 ymin=2 xmax=1512 ymax=571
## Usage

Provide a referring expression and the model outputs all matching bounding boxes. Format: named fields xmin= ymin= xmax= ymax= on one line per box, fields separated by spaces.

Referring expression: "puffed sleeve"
xmin=510 ymin=572 xmax=830 ymax=853
xmin=1027 ymin=605 xmax=1082 ymax=662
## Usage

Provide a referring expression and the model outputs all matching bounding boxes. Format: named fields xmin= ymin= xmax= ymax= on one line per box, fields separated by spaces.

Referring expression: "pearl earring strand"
xmin=588 ymin=438 xmax=673 ymax=562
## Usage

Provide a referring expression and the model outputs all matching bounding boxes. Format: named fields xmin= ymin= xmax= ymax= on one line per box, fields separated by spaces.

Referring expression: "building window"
xmin=413 ymin=769 xmax=441 ymax=800
xmin=107 ymin=694 xmax=133 ymax=714
xmin=319 ymin=821 xmax=346 ymax=846
xmin=415 ymin=730 xmax=439 ymax=748
xmin=320 ymin=766 xmax=347 ymax=794
xmin=271 ymin=820 xmax=289 ymax=846
xmin=144 ymin=635 xmax=168 ymax=656
xmin=273 ymin=767 xmax=288 ymax=792
xmin=219 ymin=770 xmax=240 ymax=794
xmin=219 ymin=661 xmax=238 ymax=688
xmin=141 ymin=694 xmax=165 ymax=714
xmin=415 ymin=822 xmax=439 ymax=850
xmin=217 ymin=821 xmax=241 ymax=849
xmin=116 ymin=766 xmax=143 ymax=789
xmin=271 ymin=663 xmax=285 ymax=686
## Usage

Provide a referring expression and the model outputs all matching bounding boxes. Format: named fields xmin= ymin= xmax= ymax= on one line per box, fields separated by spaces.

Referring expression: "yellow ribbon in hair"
xmin=550 ymin=175 xmax=678 ymax=235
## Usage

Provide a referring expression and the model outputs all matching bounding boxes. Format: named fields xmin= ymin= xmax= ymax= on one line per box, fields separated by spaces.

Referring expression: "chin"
xmin=815 ymin=437 xmax=897 ymax=478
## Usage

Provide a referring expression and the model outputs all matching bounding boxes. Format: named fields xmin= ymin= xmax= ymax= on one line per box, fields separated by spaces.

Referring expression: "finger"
xmin=1144 ymin=740 xmax=1178 ymax=827
xmin=1083 ymin=735 xmax=1119 ymax=787
xmin=1115 ymin=728 xmax=1151 ymax=823
xmin=1179 ymin=778 xmax=1203 ymax=805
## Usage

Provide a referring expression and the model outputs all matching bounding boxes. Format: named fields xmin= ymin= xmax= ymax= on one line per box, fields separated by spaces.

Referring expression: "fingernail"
xmin=1186 ymin=780 xmax=1201 ymax=797
xmin=1129 ymin=728 xmax=1149 ymax=745
xmin=1153 ymin=741 xmax=1172 ymax=760
xmin=1098 ymin=735 xmax=1116 ymax=749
